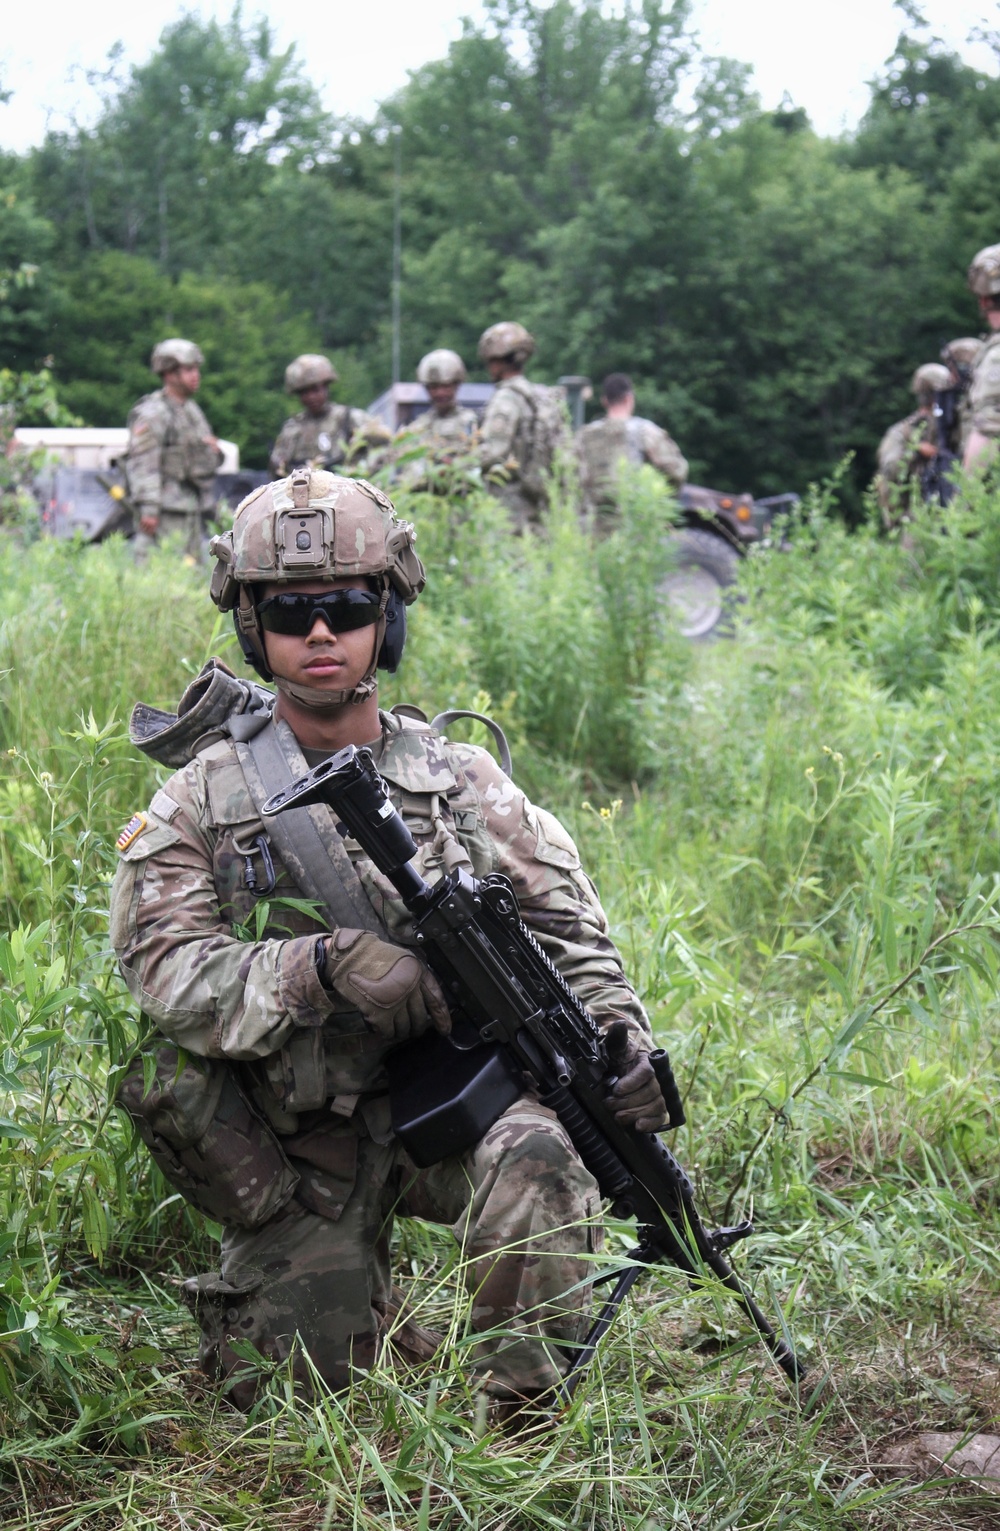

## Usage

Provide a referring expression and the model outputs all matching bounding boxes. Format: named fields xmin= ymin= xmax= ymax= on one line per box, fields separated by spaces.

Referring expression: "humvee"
xmin=14 ymin=429 xmax=268 ymax=541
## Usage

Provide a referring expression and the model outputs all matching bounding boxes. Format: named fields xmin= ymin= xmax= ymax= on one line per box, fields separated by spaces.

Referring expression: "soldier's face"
xmin=299 ymin=382 xmax=330 ymax=416
xmin=977 ymin=295 xmax=1000 ymax=331
xmin=260 ymin=576 xmax=379 ymax=694
xmin=427 ymin=383 xmax=458 ymax=413
xmin=172 ymin=364 xmax=201 ymax=396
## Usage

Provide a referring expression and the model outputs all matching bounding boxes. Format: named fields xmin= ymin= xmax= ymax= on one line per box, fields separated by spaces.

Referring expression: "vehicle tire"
xmin=658 ymin=528 xmax=741 ymax=640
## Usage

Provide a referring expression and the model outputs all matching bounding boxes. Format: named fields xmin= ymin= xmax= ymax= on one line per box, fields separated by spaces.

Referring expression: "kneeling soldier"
xmin=111 ymin=469 xmax=668 ymax=1416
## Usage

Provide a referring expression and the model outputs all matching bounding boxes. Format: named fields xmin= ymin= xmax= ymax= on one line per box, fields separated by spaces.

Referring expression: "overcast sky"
xmin=1 ymin=0 xmax=997 ymax=151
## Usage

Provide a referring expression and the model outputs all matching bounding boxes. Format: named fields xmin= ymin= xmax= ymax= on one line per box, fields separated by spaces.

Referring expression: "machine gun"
xmin=262 ymin=746 xmax=805 ymax=1396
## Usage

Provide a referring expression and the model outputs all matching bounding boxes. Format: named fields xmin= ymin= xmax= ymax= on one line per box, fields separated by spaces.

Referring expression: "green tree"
xmin=0 ymin=158 xmax=60 ymax=371
xmin=50 ymin=252 xmax=317 ymax=465
xmin=30 ymin=13 xmax=330 ymax=275
xmin=848 ymin=26 xmax=1000 ymax=197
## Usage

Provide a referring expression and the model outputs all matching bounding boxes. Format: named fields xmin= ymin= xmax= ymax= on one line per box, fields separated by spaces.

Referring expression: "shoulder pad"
xmin=378 ymin=727 xmax=458 ymax=794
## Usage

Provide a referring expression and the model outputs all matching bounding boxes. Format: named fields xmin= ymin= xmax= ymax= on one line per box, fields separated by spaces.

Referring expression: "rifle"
xmin=921 ymin=388 xmax=961 ymax=507
xmin=262 ymin=746 xmax=805 ymax=1395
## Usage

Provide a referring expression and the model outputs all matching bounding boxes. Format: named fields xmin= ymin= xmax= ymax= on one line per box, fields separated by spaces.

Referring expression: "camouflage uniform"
xmin=269 ymin=405 xmax=391 ymax=479
xmin=940 ymin=338 xmax=983 ymax=457
xmin=393 ymin=406 xmax=480 ymax=491
xmin=124 ymin=390 xmax=223 ymax=549
xmin=966 ymin=332 xmax=1000 ymax=448
xmin=111 ymin=695 xmax=647 ymax=1406
xmin=874 ymin=411 xmax=933 ymax=528
xmin=478 ymin=378 xmax=568 ymax=530
xmin=576 ymin=416 xmax=688 ymax=524
xmin=404 ymin=404 xmax=479 ymax=456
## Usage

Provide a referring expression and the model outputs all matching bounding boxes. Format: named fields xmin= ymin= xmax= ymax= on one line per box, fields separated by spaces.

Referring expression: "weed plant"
xmin=2 ymin=474 xmax=1000 ymax=1526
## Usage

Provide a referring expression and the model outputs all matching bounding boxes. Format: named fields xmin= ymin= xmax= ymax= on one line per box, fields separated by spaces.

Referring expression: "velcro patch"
xmin=115 ymin=813 xmax=148 ymax=853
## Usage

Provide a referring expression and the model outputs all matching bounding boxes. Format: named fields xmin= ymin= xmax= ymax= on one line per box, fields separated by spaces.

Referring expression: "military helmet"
xmin=912 ymin=363 xmax=951 ymax=401
xmin=967 ymin=244 xmax=1000 ymax=297
xmin=151 ymin=338 xmax=204 ymax=375
xmin=285 ymin=354 xmax=338 ymax=394
xmin=941 ymin=337 xmax=983 ymax=370
xmin=416 ymin=348 xmax=467 ymax=386
xmin=209 ymin=468 xmax=425 ymax=708
xmin=477 ymin=321 xmax=535 ymax=365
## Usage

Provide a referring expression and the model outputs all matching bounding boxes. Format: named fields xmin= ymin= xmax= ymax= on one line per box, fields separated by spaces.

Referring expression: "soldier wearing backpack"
xmin=477 ymin=322 xmax=569 ymax=529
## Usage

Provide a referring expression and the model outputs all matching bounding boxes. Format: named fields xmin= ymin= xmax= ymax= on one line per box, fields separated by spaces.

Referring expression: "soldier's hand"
xmin=138 ymin=512 xmax=160 ymax=536
xmin=322 ymin=929 xmax=451 ymax=1042
xmin=916 ymin=440 xmax=938 ymax=459
xmin=604 ymin=1019 xmax=670 ymax=1133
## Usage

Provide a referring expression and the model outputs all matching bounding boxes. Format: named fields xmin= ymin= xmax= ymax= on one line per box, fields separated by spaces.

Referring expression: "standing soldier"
xmin=875 ymin=363 xmax=951 ymax=528
xmin=939 ymin=337 xmax=982 ymax=460
xmin=576 ymin=373 xmax=688 ymax=529
xmin=405 ymin=350 xmax=478 ymax=455
xmin=964 ymin=243 xmax=1000 ymax=475
xmin=270 ymin=355 xmax=390 ymax=479
xmin=393 ymin=350 xmax=479 ymax=491
xmin=124 ymin=338 xmax=223 ymax=554
xmin=477 ymin=322 xmax=568 ymax=530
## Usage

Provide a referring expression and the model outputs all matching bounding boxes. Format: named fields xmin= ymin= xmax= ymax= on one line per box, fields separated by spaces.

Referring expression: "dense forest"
xmin=2 ymin=0 xmax=1000 ymax=501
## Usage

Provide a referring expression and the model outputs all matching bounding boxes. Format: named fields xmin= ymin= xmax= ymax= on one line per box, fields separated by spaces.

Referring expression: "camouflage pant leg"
xmin=400 ymin=1096 xmax=602 ymax=1396
xmin=489 ymin=482 xmax=543 ymax=533
xmin=186 ymin=1133 xmax=397 ymax=1410
xmin=132 ymin=508 xmax=203 ymax=558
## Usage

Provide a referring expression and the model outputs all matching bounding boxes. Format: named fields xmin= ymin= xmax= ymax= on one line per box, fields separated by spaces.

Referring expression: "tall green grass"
xmin=3 ymin=475 xmax=1000 ymax=1526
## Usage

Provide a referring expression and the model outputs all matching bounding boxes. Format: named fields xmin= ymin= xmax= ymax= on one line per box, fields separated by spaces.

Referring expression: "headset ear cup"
xmin=378 ymin=589 xmax=408 ymax=673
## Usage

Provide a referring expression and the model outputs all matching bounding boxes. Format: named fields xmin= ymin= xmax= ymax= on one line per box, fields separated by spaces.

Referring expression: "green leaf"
xmin=814 ymin=956 xmax=851 ymax=1006
xmin=81 ymin=1183 xmax=109 ymax=1264
xmin=830 ymin=1003 xmax=875 ymax=1057
xmin=827 ymin=1070 xmax=892 ymax=1088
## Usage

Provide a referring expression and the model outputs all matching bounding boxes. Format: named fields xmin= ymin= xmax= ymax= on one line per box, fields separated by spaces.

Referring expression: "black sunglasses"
xmin=256 ymin=589 xmax=382 ymax=636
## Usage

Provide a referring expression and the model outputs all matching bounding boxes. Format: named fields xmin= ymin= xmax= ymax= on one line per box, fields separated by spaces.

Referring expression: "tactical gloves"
xmin=604 ymin=1019 xmax=671 ymax=1133
xmin=322 ymin=929 xmax=451 ymax=1042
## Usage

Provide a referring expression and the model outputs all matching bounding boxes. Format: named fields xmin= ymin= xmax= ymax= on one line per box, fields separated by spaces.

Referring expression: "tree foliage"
xmin=4 ymin=4 xmax=999 ymax=480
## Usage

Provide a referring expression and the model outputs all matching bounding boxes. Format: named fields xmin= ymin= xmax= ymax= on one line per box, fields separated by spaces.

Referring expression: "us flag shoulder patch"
xmin=116 ymin=813 xmax=148 ymax=853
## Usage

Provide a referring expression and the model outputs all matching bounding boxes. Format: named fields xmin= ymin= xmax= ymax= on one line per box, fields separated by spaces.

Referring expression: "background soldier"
xmin=576 ymin=372 xmax=688 ymax=527
xmin=392 ymin=350 xmax=479 ymax=491
xmin=270 ymin=354 xmax=390 ymax=478
xmin=477 ymin=322 xmax=568 ymax=529
xmin=939 ymin=337 xmax=982 ymax=460
xmin=124 ymin=338 xmax=222 ymax=554
xmin=112 ymin=468 xmax=669 ymax=1422
xmin=875 ymin=362 xmax=951 ymax=528
xmin=964 ymin=245 xmax=1000 ymax=474
xmin=406 ymin=349 xmax=478 ymax=455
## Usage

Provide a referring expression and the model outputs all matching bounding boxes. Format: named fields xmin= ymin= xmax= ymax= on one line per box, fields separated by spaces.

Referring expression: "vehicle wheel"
xmin=658 ymin=528 xmax=741 ymax=640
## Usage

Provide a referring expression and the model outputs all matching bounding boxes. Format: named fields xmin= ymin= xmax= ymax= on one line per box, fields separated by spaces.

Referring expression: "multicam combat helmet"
xmin=911 ymin=363 xmax=951 ymax=402
xmin=477 ymin=322 xmax=535 ymax=365
xmin=941 ymin=337 xmax=983 ymax=372
xmin=967 ymin=244 xmax=1000 ymax=298
xmin=416 ymin=349 xmax=467 ymax=386
xmin=151 ymin=338 xmax=204 ymax=375
xmin=285 ymin=354 xmax=338 ymax=394
xmin=209 ymin=468 xmax=425 ymax=709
